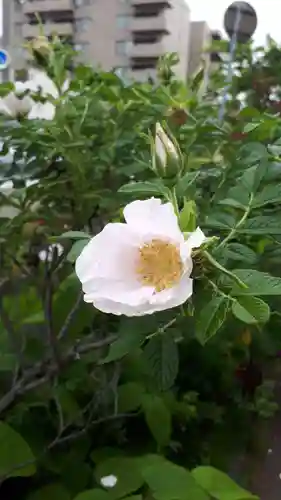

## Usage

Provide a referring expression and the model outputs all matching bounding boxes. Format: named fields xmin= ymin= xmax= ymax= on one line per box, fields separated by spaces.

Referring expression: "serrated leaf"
xmin=218 ymin=198 xmax=246 ymax=209
xmin=118 ymin=180 xmax=170 ymax=197
xmin=253 ymin=184 xmax=281 ymax=208
xmin=222 ymin=185 xmax=250 ymax=209
xmin=239 ymin=216 xmax=281 ymax=235
xmin=241 ymin=143 xmax=268 ymax=165
xmin=95 ymin=457 xmax=144 ymax=499
xmin=196 ymin=296 xmax=230 ymax=344
xmin=143 ymin=334 xmax=179 ymax=391
xmin=67 ymin=240 xmax=89 ymax=263
xmin=142 ymin=461 xmax=208 ymax=500
xmin=117 ymin=382 xmax=145 ymax=412
xmin=231 ymin=269 xmax=281 ymax=296
xmin=226 ymin=243 xmax=257 ymax=264
xmin=73 ymin=490 xmax=110 ymax=500
xmin=191 ymin=466 xmax=258 ymax=499
xmin=0 ymin=422 xmax=36 ymax=478
xmin=243 ymin=123 xmax=259 ymax=133
xmin=232 ymin=296 xmax=270 ymax=324
xmin=102 ymin=331 xmax=144 ymax=363
xmin=176 ymin=171 xmax=199 ymax=196
xmin=142 ymin=394 xmax=171 ymax=446
xmin=205 ymin=213 xmax=236 ymax=230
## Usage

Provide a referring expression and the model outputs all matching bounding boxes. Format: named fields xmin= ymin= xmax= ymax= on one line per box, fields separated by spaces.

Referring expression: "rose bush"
xmin=0 ymin=36 xmax=281 ymax=499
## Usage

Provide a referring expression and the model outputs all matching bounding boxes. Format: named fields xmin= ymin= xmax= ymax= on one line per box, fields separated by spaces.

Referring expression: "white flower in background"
xmin=28 ymin=68 xmax=69 ymax=99
xmin=38 ymin=243 xmax=64 ymax=262
xmin=0 ymin=70 xmax=69 ymax=121
xmin=155 ymin=122 xmax=178 ymax=170
xmin=0 ymin=90 xmax=34 ymax=118
xmin=100 ymin=475 xmax=118 ymax=488
xmin=75 ymin=198 xmax=206 ymax=316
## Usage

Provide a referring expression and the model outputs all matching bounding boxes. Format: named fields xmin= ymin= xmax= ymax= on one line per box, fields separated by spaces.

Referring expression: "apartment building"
xmin=3 ymin=0 xmax=191 ymax=82
xmin=188 ymin=22 xmax=222 ymax=76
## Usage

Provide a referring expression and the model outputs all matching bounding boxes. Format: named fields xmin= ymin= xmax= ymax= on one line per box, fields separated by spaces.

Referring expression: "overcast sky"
xmin=0 ymin=1 xmax=279 ymax=46
xmin=187 ymin=0 xmax=280 ymax=46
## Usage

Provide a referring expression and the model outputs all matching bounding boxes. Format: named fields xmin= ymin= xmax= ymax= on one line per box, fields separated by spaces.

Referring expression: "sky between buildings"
xmin=0 ymin=0 xmax=280 ymax=46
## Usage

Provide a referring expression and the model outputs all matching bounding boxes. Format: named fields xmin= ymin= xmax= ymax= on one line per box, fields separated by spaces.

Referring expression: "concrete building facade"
xmin=3 ymin=0 xmax=192 ymax=82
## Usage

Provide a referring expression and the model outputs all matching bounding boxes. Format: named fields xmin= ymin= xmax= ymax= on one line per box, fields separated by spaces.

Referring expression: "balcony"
xmin=23 ymin=22 xmax=73 ymax=39
xmin=132 ymin=0 xmax=171 ymax=5
xmin=130 ymin=42 xmax=164 ymax=58
xmin=131 ymin=15 xmax=168 ymax=32
xmin=23 ymin=0 xmax=73 ymax=15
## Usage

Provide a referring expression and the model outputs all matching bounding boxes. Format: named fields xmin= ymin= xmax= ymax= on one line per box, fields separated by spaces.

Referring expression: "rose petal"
xmin=124 ymin=198 xmax=183 ymax=243
xmin=76 ymin=222 xmax=143 ymax=284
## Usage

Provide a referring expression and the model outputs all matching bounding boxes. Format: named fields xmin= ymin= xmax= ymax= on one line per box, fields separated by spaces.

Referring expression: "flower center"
xmin=136 ymin=239 xmax=183 ymax=292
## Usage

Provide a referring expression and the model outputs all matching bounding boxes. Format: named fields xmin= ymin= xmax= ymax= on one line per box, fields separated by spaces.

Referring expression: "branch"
xmin=43 ymin=257 xmax=60 ymax=367
xmin=0 ymin=334 xmax=116 ymax=414
xmin=58 ymin=291 xmax=83 ymax=340
xmin=0 ymin=412 xmax=138 ymax=483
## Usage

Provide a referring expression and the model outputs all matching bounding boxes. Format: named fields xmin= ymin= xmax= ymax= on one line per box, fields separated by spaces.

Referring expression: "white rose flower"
xmin=100 ymin=474 xmax=118 ymax=488
xmin=0 ymin=91 xmax=34 ymax=118
xmin=0 ymin=71 xmax=69 ymax=121
xmin=75 ymin=198 xmax=206 ymax=316
xmin=155 ymin=122 xmax=178 ymax=169
xmin=38 ymin=243 xmax=64 ymax=262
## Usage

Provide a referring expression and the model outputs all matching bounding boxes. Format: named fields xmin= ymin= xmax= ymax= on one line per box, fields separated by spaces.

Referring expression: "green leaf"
xmin=205 ymin=213 xmax=237 ymax=230
xmin=118 ymin=180 xmax=170 ymax=198
xmin=225 ymin=243 xmax=257 ymax=264
xmin=67 ymin=239 xmax=89 ymax=263
xmin=143 ymin=334 xmax=179 ymax=391
xmin=253 ymin=184 xmax=281 ymax=208
xmin=142 ymin=394 xmax=171 ymax=446
xmin=231 ymin=269 xmax=281 ymax=296
xmin=0 ymin=422 xmax=36 ymax=478
xmin=232 ymin=296 xmax=270 ymax=324
xmin=27 ymin=484 xmax=71 ymax=500
xmin=191 ymin=466 xmax=258 ymax=499
xmin=239 ymin=216 xmax=281 ymax=235
xmin=241 ymin=142 xmax=268 ymax=165
xmin=56 ymin=231 xmax=91 ymax=240
xmin=102 ymin=331 xmax=144 ymax=363
xmin=0 ymin=82 xmax=14 ymax=97
xmin=117 ymin=382 xmax=145 ymax=412
xmin=74 ymin=490 xmax=110 ymax=500
xmin=221 ymin=185 xmax=250 ymax=209
xmin=95 ymin=457 xmax=144 ymax=499
xmin=243 ymin=123 xmax=259 ymax=133
xmin=142 ymin=461 xmax=209 ymax=500
xmin=179 ymin=199 xmax=196 ymax=232
xmin=176 ymin=172 xmax=199 ymax=197
xmin=196 ymin=296 xmax=230 ymax=344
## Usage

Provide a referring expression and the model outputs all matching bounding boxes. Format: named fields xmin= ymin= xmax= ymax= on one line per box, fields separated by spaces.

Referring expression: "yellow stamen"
xmin=136 ymin=239 xmax=183 ymax=292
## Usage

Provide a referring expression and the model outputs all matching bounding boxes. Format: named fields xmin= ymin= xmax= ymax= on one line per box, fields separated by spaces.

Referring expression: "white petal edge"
xmin=92 ymin=272 xmax=193 ymax=316
xmin=75 ymin=222 xmax=144 ymax=285
xmin=123 ymin=198 xmax=183 ymax=243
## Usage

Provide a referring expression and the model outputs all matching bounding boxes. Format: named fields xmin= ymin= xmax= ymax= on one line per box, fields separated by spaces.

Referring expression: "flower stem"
xmin=217 ymin=194 xmax=253 ymax=249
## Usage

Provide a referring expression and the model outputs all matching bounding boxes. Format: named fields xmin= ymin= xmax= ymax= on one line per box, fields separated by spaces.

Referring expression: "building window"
xmin=116 ymin=41 xmax=130 ymax=56
xmin=74 ymin=42 xmax=89 ymax=52
xmin=116 ymin=15 xmax=130 ymax=29
xmin=74 ymin=0 xmax=92 ymax=6
xmin=75 ymin=18 xmax=92 ymax=32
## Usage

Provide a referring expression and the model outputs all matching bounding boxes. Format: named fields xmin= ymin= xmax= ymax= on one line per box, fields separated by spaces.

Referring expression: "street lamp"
xmin=219 ymin=1 xmax=257 ymax=121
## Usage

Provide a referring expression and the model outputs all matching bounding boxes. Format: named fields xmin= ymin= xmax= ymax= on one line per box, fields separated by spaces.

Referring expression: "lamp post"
xmin=219 ymin=1 xmax=257 ymax=122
